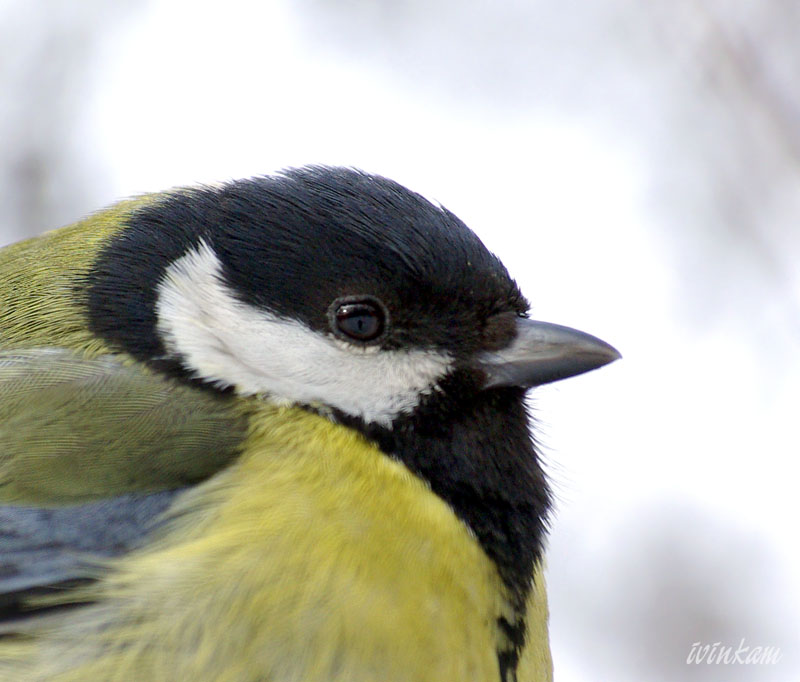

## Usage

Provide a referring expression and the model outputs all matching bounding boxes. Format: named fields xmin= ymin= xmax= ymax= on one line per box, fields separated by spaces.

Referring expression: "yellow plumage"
xmin=2 ymin=404 xmax=552 ymax=681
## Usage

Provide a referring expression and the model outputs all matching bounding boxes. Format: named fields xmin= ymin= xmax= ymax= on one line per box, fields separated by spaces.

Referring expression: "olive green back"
xmin=0 ymin=197 xmax=151 ymax=354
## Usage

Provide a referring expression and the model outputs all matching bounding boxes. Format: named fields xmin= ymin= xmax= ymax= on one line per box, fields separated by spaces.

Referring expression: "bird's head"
xmin=87 ymin=165 xmax=618 ymax=430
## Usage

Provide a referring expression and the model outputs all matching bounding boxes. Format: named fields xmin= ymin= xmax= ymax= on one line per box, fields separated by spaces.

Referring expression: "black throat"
xmin=333 ymin=373 xmax=551 ymax=681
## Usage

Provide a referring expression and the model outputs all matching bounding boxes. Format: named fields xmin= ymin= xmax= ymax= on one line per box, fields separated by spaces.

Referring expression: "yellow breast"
xmin=5 ymin=405 xmax=554 ymax=681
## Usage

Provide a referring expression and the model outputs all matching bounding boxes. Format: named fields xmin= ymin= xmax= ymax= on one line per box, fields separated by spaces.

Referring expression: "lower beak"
xmin=474 ymin=318 xmax=621 ymax=389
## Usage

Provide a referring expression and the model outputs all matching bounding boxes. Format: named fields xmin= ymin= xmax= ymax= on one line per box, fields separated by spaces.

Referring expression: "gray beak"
xmin=475 ymin=318 xmax=621 ymax=389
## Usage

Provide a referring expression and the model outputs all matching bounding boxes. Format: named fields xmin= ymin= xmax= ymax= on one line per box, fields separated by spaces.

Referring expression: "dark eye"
xmin=333 ymin=300 xmax=386 ymax=342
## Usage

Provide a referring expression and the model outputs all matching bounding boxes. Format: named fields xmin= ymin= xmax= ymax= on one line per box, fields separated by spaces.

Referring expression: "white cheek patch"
xmin=155 ymin=241 xmax=452 ymax=426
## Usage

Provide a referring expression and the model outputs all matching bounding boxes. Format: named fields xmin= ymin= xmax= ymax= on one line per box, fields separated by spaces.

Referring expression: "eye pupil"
xmin=334 ymin=302 xmax=385 ymax=341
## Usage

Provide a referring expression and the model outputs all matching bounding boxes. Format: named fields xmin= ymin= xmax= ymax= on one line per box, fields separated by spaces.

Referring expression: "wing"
xmin=0 ymin=348 xmax=249 ymax=504
xmin=0 ymin=490 xmax=181 ymax=624
xmin=0 ymin=349 xmax=249 ymax=624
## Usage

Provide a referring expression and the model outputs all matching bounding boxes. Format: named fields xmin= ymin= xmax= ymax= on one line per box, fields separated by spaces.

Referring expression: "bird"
xmin=0 ymin=166 xmax=619 ymax=681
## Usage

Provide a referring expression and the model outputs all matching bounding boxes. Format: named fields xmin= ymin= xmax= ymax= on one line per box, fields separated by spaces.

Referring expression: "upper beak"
xmin=474 ymin=318 xmax=621 ymax=389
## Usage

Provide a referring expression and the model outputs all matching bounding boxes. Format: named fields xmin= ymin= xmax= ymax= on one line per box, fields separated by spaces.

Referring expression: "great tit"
xmin=0 ymin=166 xmax=618 ymax=681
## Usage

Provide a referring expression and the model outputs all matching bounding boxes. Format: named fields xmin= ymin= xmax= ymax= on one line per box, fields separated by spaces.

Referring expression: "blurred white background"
xmin=1 ymin=1 xmax=798 ymax=680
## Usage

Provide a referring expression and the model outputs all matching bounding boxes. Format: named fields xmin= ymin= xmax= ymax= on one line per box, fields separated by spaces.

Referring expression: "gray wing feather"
xmin=0 ymin=491 xmax=179 ymax=594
